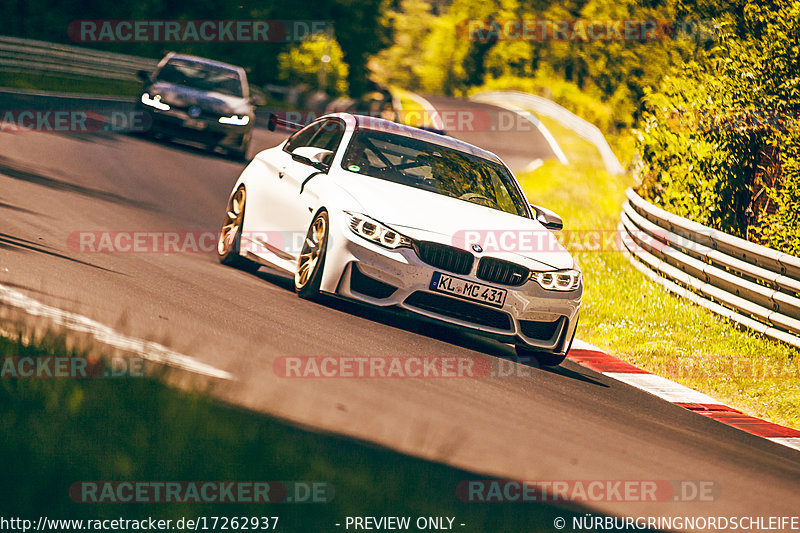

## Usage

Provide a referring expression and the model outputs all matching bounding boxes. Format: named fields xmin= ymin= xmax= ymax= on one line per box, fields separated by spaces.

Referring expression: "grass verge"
xmin=0 ymin=71 xmax=141 ymax=97
xmin=517 ymin=116 xmax=800 ymax=430
xmin=0 ymin=334 xmax=602 ymax=531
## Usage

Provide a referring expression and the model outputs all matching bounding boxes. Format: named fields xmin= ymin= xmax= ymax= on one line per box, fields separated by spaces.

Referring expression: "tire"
xmin=228 ymin=141 xmax=250 ymax=162
xmin=515 ymin=318 xmax=578 ymax=367
xmin=295 ymin=210 xmax=329 ymax=299
xmin=228 ymin=149 xmax=247 ymax=162
xmin=217 ymin=186 xmax=261 ymax=274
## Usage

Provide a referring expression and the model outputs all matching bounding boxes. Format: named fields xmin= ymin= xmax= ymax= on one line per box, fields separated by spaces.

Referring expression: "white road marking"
xmin=0 ymin=283 xmax=234 ymax=380
xmin=604 ymin=372 xmax=719 ymax=404
xmin=523 ymin=158 xmax=543 ymax=173
xmin=769 ymin=437 xmax=800 ymax=451
xmin=570 ymin=338 xmax=605 ymax=352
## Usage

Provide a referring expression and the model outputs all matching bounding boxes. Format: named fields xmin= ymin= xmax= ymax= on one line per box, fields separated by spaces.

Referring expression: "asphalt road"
xmin=422 ymin=95 xmax=558 ymax=170
xmin=1 ymin=93 xmax=799 ymax=530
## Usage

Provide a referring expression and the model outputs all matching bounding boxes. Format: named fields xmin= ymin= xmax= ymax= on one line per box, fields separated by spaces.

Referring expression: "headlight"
xmin=531 ymin=269 xmax=581 ymax=291
xmin=141 ymin=93 xmax=170 ymax=111
xmin=345 ymin=212 xmax=413 ymax=249
xmin=219 ymin=115 xmax=250 ymax=126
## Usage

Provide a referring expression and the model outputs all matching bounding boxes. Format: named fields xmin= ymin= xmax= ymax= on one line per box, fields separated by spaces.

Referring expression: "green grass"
xmin=0 ymin=71 xmax=141 ymax=97
xmin=0 ymin=334 xmax=598 ymax=531
xmin=519 ymin=116 xmax=800 ymax=430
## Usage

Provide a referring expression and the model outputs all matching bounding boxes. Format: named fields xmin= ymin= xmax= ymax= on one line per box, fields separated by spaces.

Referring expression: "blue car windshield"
xmin=156 ymin=59 xmax=244 ymax=97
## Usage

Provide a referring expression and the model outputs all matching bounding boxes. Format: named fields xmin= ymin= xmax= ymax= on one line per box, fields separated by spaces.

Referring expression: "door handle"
xmin=278 ymin=171 xmax=285 ymax=179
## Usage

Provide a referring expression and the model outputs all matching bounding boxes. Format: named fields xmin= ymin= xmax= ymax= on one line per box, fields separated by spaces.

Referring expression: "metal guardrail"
xmin=472 ymin=90 xmax=624 ymax=175
xmin=0 ymin=35 xmax=158 ymax=81
xmin=619 ymin=188 xmax=800 ymax=350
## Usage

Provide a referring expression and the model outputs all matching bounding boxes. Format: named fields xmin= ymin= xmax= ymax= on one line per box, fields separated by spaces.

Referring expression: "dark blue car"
xmin=137 ymin=53 xmax=259 ymax=160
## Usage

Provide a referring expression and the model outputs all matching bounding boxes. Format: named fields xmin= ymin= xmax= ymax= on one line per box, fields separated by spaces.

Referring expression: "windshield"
xmin=342 ymin=129 xmax=528 ymax=217
xmin=156 ymin=59 xmax=244 ymax=97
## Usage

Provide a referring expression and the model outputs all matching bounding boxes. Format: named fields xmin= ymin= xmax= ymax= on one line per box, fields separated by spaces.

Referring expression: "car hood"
xmin=146 ymin=82 xmax=250 ymax=115
xmin=334 ymin=171 xmax=574 ymax=271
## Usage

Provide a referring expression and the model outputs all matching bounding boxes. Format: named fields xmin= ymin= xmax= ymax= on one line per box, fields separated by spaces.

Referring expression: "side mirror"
xmin=249 ymin=94 xmax=267 ymax=107
xmin=531 ymin=204 xmax=563 ymax=230
xmin=292 ymin=146 xmax=334 ymax=171
xmin=136 ymin=70 xmax=151 ymax=82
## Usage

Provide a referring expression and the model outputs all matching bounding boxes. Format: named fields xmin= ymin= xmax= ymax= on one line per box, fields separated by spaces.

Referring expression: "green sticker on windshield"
xmin=348 ymin=164 xmax=361 ymax=172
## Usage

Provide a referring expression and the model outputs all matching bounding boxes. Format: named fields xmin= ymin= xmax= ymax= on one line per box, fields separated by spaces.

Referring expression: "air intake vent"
xmin=404 ymin=291 xmax=512 ymax=330
xmin=519 ymin=317 xmax=564 ymax=341
xmin=350 ymin=264 xmax=397 ymax=299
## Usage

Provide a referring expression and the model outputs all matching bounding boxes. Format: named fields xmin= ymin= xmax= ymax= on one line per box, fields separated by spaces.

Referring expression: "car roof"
xmin=165 ymin=53 xmax=244 ymax=75
xmin=348 ymin=114 xmax=504 ymax=164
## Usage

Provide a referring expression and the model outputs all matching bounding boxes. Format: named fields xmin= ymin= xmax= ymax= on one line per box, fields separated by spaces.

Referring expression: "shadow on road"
xmin=0 ymin=232 xmax=120 ymax=273
xmin=0 ymin=199 xmax=43 ymax=216
xmin=0 ymin=155 xmax=153 ymax=210
xmin=127 ymin=130 xmax=250 ymax=164
xmin=0 ymin=280 xmax=89 ymax=306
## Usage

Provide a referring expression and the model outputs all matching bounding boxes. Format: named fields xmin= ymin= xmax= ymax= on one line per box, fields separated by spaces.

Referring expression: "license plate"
xmin=183 ymin=118 xmax=206 ymax=130
xmin=430 ymin=272 xmax=507 ymax=308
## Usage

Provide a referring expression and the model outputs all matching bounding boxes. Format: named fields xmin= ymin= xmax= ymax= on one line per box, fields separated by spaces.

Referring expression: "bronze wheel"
xmin=218 ymin=186 xmax=260 ymax=273
xmin=295 ymin=211 xmax=329 ymax=298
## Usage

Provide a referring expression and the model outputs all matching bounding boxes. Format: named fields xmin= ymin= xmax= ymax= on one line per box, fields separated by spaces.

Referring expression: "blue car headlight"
xmin=219 ymin=115 xmax=250 ymax=126
xmin=141 ymin=93 xmax=170 ymax=111
xmin=345 ymin=212 xmax=413 ymax=249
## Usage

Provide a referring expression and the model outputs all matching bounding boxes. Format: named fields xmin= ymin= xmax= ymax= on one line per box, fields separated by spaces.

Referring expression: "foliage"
xmin=278 ymin=33 xmax=349 ymax=96
xmin=370 ymin=0 xmax=699 ymax=130
xmin=635 ymin=0 xmax=800 ymax=252
xmin=369 ymin=0 xmax=437 ymax=92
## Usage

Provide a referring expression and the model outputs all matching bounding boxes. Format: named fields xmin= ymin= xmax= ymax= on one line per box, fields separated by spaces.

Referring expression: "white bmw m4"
xmin=217 ymin=113 xmax=581 ymax=365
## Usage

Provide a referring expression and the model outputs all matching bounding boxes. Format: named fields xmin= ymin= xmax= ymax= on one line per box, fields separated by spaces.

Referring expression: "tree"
xmin=278 ymin=33 xmax=349 ymax=96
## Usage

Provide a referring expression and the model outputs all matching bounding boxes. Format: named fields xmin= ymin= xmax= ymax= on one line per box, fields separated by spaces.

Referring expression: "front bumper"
xmin=139 ymin=104 xmax=250 ymax=150
xmin=321 ymin=214 xmax=582 ymax=355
